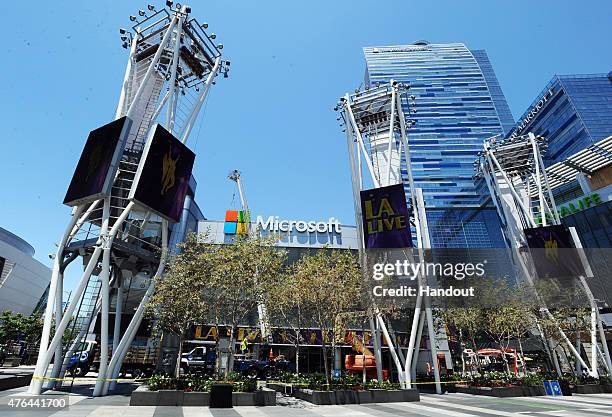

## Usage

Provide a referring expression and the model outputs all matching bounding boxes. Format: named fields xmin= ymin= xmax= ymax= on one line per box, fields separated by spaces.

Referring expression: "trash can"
xmin=210 ymin=383 xmax=233 ymax=408
xmin=559 ymin=380 xmax=572 ymax=396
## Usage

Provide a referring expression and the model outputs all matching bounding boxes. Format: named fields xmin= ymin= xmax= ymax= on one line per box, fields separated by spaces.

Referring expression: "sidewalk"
xmin=1 ymin=383 xmax=612 ymax=416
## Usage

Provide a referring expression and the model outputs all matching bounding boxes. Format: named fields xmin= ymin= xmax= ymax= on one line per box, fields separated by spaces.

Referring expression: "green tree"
xmin=146 ymin=234 xmax=212 ymax=377
xmin=440 ymin=307 xmax=484 ymax=374
xmin=265 ymin=268 xmax=307 ymax=375
xmin=204 ymin=235 xmax=286 ymax=376
xmin=291 ymin=249 xmax=363 ymax=386
xmin=0 ymin=311 xmax=25 ymax=345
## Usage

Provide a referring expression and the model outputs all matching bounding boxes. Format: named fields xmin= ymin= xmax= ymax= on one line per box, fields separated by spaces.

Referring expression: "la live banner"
xmin=360 ymin=183 xmax=412 ymax=249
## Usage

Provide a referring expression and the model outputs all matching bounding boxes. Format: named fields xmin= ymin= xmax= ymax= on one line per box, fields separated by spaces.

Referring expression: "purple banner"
xmin=360 ymin=184 xmax=412 ymax=249
xmin=524 ymin=225 xmax=583 ymax=279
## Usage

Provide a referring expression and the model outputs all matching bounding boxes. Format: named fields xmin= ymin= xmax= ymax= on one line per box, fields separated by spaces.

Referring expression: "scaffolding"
xmin=336 ymin=80 xmax=443 ymax=392
xmin=477 ymin=132 xmax=612 ymax=378
xmin=29 ymin=2 xmax=229 ymax=396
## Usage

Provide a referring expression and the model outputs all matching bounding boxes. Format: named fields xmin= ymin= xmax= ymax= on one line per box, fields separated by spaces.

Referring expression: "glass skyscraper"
xmin=509 ymin=73 xmax=612 ymax=166
xmin=507 ymin=73 xmax=612 ymax=204
xmin=363 ymin=42 xmax=513 ymax=248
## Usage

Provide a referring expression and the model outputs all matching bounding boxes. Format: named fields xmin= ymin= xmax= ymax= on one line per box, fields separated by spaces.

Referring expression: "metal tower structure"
xmin=30 ymin=2 xmax=229 ymax=396
xmin=478 ymin=132 xmax=612 ymax=377
xmin=227 ymin=169 xmax=271 ymax=342
xmin=336 ymin=81 xmax=443 ymax=393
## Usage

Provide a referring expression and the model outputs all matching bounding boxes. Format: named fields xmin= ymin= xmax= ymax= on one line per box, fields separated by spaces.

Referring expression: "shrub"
xmin=365 ymin=379 xmax=400 ymax=390
xmin=146 ymin=372 xmax=256 ymax=392
xmin=519 ymin=373 xmax=545 ymax=386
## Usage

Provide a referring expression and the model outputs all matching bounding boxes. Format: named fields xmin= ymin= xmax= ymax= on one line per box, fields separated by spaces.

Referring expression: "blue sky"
xmin=1 ymin=0 xmax=611 ymax=293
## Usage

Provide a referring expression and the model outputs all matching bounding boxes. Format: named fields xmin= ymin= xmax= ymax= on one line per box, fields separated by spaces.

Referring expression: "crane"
xmin=227 ymin=170 xmax=272 ymax=343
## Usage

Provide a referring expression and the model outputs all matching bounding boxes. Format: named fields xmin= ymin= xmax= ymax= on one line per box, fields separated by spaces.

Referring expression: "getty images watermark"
xmin=370 ymin=259 xmax=486 ymax=298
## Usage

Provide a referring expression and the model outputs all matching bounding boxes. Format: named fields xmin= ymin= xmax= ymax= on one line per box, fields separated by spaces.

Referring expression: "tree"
xmin=440 ymin=307 xmax=484 ymax=374
xmin=146 ymin=234 xmax=212 ymax=377
xmin=204 ymin=235 xmax=286 ymax=377
xmin=265 ymin=268 xmax=307 ymax=375
xmin=532 ymin=280 xmax=591 ymax=376
xmin=291 ymin=249 xmax=363 ymax=386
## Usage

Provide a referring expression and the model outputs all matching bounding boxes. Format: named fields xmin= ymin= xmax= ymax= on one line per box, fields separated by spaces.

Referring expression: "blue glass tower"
xmin=363 ymin=42 xmax=513 ymax=248
xmin=509 ymin=73 xmax=612 ymax=166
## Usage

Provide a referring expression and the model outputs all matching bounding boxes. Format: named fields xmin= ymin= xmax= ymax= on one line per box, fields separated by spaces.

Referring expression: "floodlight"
xmin=176 ymin=3 xmax=182 ymax=9
xmin=119 ymin=28 xmax=126 ymax=34
xmin=185 ymin=6 xmax=191 ymax=13
xmin=210 ymin=33 xmax=216 ymax=39
xmin=217 ymin=44 xmax=223 ymax=49
xmin=147 ymin=4 xmax=155 ymax=11
xmin=121 ymin=36 xmax=128 ymax=41
xmin=166 ymin=0 xmax=173 ymax=7
xmin=129 ymin=15 xmax=137 ymax=21
xmin=225 ymin=60 xmax=230 ymax=66
xmin=122 ymin=42 xmax=129 ymax=49
xmin=201 ymin=22 xmax=208 ymax=29
xmin=138 ymin=10 xmax=146 ymax=16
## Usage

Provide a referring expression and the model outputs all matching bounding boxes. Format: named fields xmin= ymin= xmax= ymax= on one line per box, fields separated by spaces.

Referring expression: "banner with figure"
xmin=129 ymin=124 xmax=195 ymax=222
xmin=524 ymin=225 xmax=584 ymax=279
xmin=63 ymin=117 xmax=132 ymax=206
xmin=360 ymin=183 xmax=412 ymax=249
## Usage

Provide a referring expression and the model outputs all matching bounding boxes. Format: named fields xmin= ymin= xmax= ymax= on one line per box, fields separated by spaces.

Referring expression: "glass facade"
xmin=509 ymin=73 xmax=612 ymax=205
xmin=562 ymin=200 xmax=612 ymax=248
xmin=508 ymin=73 xmax=612 ymax=166
xmin=363 ymin=42 xmax=513 ymax=247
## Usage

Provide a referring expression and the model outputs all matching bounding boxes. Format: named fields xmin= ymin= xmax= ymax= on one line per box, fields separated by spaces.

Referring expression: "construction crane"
xmin=227 ymin=170 xmax=271 ymax=343
xmin=228 ymin=169 xmax=249 ymax=216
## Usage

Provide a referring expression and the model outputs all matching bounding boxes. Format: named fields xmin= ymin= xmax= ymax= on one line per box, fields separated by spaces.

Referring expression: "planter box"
xmin=267 ymin=382 xmax=297 ymax=395
xmin=233 ymin=389 xmax=275 ymax=406
xmin=158 ymin=390 xmax=184 ymax=406
xmin=183 ymin=392 xmax=210 ymax=406
xmin=129 ymin=385 xmax=275 ymax=406
xmin=572 ymin=384 xmax=612 ymax=394
xmin=454 ymin=384 xmax=545 ymax=397
xmin=294 ymin=388 xmax=419 ymax=405
xmin=0 ymin=374 xmax=33 ymax=391
xmin=130 ymin=386 xmax=159 ymax=406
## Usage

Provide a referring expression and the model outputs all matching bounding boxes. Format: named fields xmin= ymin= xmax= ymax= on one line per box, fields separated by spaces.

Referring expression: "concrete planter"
xmin=572 ymin=384 xmax=612 ymax=394
xmin=183 ymin=392 xmax=210 ymax=406
xmin=293 ymin=388 xmax=419 ymax=405
xmin=454 ymin=384 xmax=545 ymax=397
xmin=129 ymin=385 xmax=276 ymax=406
xmin=0 ymin=373 xmax=32 ymax=391
xmin=130 ymin=386 xmax=159 ymax=406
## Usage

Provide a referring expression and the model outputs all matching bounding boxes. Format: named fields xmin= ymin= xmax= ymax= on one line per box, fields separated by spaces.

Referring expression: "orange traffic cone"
xmin=268 ymin=349 xmax=274 ymax=361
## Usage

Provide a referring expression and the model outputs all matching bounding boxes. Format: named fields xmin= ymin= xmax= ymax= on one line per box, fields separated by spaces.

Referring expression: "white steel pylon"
xmin=477 ymin=132 xmax=612 ymax=377
xmin=29 ymin=2 xmax=229 ymax=396
xmin=336 ymin=81 xmax=443 ymax=393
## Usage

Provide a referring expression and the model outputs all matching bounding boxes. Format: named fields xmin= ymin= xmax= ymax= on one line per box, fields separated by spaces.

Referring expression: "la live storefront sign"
xmin=255 ymin=216 xmax=342 ymax=234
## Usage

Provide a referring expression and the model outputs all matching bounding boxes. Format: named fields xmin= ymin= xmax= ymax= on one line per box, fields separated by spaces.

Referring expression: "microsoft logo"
xmin=224 ymin=210 xmax=249 ymax=235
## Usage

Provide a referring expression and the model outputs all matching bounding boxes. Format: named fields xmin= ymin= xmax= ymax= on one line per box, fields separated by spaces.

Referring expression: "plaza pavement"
xmin=1 ymin=382 xmax=612 ymax=416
